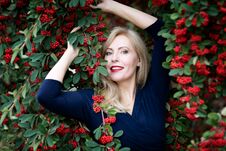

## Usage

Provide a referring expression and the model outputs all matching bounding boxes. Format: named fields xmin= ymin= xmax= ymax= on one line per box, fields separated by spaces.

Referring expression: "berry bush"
xmin=0 ymin=0 xmax=226 ymax=150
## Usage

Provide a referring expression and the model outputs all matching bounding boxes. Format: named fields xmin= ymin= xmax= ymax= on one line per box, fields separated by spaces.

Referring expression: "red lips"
xmin=110 ymin=66 xmax=124 ymax=72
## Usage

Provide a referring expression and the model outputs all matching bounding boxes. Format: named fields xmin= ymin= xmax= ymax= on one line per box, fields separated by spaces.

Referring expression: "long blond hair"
xmin=99 ymin=27 xmax=150 ymax=112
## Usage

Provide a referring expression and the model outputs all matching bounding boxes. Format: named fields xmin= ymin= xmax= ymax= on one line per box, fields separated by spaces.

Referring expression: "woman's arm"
xmin=45 ymin=27 xmax=80 ymax=83
xmin=144 ymin=20 xmax=170 ymax=99
xmin=91 ymin=0 xmax=157 ymax=29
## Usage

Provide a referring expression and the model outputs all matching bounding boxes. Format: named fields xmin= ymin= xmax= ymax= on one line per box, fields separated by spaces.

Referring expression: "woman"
xmin=37 ymin=0 xmax=170 ymax=150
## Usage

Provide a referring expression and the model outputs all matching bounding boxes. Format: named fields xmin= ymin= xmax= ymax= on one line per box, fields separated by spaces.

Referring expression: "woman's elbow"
xmin=36 ymin=90 xmax=47 ymax=105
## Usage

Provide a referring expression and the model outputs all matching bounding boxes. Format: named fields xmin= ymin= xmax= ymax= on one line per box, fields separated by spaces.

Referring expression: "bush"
xmin=0 ymin=0 xmax=226 ymax=150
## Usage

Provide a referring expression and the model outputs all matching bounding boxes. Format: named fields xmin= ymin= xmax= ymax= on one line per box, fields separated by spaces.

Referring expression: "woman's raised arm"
xmin=45 ymin=27 xmax=80 ymax=83
xmin=91 ymin=0 xmax=157 ymax=29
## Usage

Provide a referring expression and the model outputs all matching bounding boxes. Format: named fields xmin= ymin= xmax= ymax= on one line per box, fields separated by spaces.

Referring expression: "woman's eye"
xmin=121 ymin=50 xmax=128 ymax=54
xmin=105 ymin=51 xmax=112 ymax=56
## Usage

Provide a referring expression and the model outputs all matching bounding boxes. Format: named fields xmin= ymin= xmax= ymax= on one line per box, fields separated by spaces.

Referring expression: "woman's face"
xmin=104 ymin=34 xmax=140 ymax=84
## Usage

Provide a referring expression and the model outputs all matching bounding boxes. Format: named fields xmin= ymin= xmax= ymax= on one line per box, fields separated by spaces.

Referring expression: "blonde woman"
xmin=37 ymin=0 xmax=170 ymax=150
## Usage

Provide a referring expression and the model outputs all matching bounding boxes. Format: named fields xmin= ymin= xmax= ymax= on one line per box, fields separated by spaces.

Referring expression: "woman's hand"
xmin=67 ymin=26 xmax=81 ymax=56
xmin=45 ymin=26 xmax=81 ymax=82
xmin=90 ymin=0 xmax=115 ymax=13
xmin=91 ymin=0 xmax=157 ymax=29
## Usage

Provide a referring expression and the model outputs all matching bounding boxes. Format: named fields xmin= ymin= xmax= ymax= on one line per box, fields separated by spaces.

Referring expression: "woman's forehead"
xmin=108 ymin=35 xmax=132 ymax=48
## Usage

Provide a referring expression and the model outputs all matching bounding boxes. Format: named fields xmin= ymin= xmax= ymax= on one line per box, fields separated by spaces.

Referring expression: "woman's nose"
xmin=111 ymin=53 xmax=119 ymax=62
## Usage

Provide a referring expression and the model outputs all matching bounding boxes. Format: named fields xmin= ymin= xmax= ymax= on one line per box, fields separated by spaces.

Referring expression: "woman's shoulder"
xmin=144 ymin=19 xmax=164 ymax=36
xmin=76 ymin=88 xmax=94 ymax=97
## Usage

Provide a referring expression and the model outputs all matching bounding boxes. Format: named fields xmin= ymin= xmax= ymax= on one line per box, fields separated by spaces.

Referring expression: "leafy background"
xmin=0 ymin=0 xmax=226 ymax=150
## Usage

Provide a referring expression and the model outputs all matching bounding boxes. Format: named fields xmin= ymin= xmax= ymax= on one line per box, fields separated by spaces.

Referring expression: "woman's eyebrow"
xmin=106 ymin=48 xmax=113 ymax=51
xmin=118 ymin=46 xmax=129 ymax=50
xmin=105 ymin=46 xmax=129 ymax=51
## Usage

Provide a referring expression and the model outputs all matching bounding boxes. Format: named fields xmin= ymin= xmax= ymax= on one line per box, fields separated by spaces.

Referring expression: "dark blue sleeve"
xmin=36 ymin=79 xmax=94 ymax=123
xmin=144 ymin=19 xmax=170 ymax=99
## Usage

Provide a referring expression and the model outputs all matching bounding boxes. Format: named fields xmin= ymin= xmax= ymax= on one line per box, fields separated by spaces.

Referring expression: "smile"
xmin=110 ymin=66 xmax=124 ymax=72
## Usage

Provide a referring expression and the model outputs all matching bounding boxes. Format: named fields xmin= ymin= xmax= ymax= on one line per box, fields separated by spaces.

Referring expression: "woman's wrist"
xmin=105 ymin=1 xmax=120 ymax=14
xmin=64 ymin=47 xmax=79 ymax=61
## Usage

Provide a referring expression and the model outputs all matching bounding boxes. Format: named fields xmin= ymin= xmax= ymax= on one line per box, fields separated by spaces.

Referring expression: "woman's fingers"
xmin=90 ymin=0 xmax=111 ymax=11
xmin=90 ymin=4 xmax=99 ymax=9
xmin=70 ymin=26 xmax=81 ymax=33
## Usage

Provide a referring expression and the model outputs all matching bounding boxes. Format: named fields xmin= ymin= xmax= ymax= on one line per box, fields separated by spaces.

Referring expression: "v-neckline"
xmin=120 ymin=88 xmax=141 ymax=117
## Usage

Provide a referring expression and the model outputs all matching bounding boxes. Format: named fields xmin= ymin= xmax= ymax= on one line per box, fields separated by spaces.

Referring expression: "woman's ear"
xmin=137 ymin=61 xmax=141 ymax=67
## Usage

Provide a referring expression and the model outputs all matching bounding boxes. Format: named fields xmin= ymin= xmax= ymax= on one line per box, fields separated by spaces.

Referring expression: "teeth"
xmin=112 ymin=67 xmax=122 ymax=70
xmin=112 ymin=67 xmax=123 ymax=70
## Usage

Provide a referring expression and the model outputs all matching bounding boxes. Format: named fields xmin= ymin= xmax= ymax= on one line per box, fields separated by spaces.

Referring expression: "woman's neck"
xmin=118 ymin=80 xmax=137 ymax=108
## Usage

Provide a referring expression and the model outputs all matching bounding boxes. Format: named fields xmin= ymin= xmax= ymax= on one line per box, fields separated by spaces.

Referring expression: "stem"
xmin=101 ymin=110 xmax=105 ymax=126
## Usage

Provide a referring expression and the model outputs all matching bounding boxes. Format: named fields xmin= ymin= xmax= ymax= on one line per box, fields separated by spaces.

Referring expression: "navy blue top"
xmin=37 ymin=19 xmax=170 ymax=151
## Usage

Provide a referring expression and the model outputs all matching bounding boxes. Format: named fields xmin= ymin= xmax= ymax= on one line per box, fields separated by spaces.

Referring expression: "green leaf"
xmin=46 ymin=135 xmax=55 ymax=147
xmin=175 ymin=123 xmax=183 ymax=132
xmin=33 ymin=22 xmax=40 ymax=37
xmin=85 ymin=140 xmax=99 ymax=147
xmin=196 ymin=111 xmax=207 ymax=118
xmin=19 ymin=114 xmax=34 ymax=123
xmin=79 ymin=0 xmax=86 ymax=7
xmin=0 ymin=100 xmax=13 ymax=111
xmin=158 ymin=29 xmax=169 ymax=36
xmin=78 ymin=35 xmax=84 ymax=45
xmin=185 ymin=19 xmax=192 ymax=27
xmin=207 ymin=5 xmax=219 ymax=16
xmin=207 ymin=112 xmax=220 ymax=121
xmin=49 ymin=124 xmax=60 ymax=135
xmin=33 ymin=35 xmax=45 ymax=43
xmin=173 ymin=91 xmax=184 ymax=98
xmin=81 ymin=72 xmax=88 ymax=80
xmin=29 ymin=62 xmax=41 ymax=68
xmin=73 ymin=56 xmax=84 ymax=64
xmin=73 ymin=73 xmax=80 ymax=84
xmin=166 ymin=55 xmax=173 ymax=63
xmin=69 ymin=0 xmax=79 ymax=7
xmin=119 ymin=147 xmax=131 ymax=151
xmin=7 ymin=3 xmax=16 ymax=10
xmin=0 ymin=44 xmax=6 ymax=57
xmin=32 ymin=141 xmax=41 ymax=151
xmin=166 ymin=134 xmax=174 ymax=144
xmin=73 ymin=147 xmax=81 ymax=151
xmin=94 ymin=127 xmax=102 ymax=140
xmin=78 ymin=18 xmax=86 ymax=27
xmin=15 ymin=99 xmax=21 ymax=113
xmin=10 ymin=48 xmax=20 ymax=64
xmin=38 ymin=124 xmax=47 ymax=134
xmin=162 ymin=33 xmax=172 ymax=39
xmin=223 ymin=88 xmax=226 ymax=96
xmin=18 ymin=122 xmax=30 ymax=128
xmin=170 ymin=13 xmax=179 ymax=20
xmin=68 ymin=32 xmax=78 ymax=45
xmin=87 ymin=17 xmax=97 ymax=25
xmin=26 ymin=39 xmax=32 ymax=51
xmin=183 ymin=64 xmax=191 ymax=75
xmin=202 ymin=131 xmax=215 ymax=139
xmin=162 ymin=62 xmax=170 ymax=69
xmin=97 ymin=66 xmax=108 ymax=76
xmin=24 ymin=129 xmax=37 ymax=137
xmin=50 ymin=53 xmax=58 ymax=62
xmin=0 ymin=111 xmax=8 ymax=126
xmin=30 ymin=53 xmax=45 ymax=62
xmin=93 ymin=70 xmax=100 ymax=85
xmin=114 ymin=130 xmax=123 ymax=137
xmin=22 ymin=83 xmax=28 ymax=99
xmin=169 ymin=68 xmax=183 ymax=76
xmin=181 ymin=3 xmax=191 ymax=12
xmin=31 ymin=70 xmax=39 ymax=81
xmin=201 ymin=40 xmax=212 ymax=46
